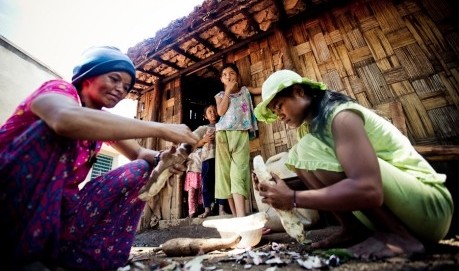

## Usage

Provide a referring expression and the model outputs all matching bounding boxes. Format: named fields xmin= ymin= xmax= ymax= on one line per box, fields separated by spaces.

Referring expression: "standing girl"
xmin=214 ymin=63 xmax=261 ymax=217
xmin=184 ymin=148 xmax=204 ymax=218
xmin=193 ymin=104 xmax=227 ymax=218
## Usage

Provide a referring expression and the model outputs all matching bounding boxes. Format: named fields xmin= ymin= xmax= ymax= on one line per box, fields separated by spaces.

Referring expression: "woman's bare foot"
xmin=198 ymin=207 xmax=211 ymax=218
xmin=309 ymin=226 xmax=370 ymax=249
xmin=348 ymin=232 xmax=425 ymax=259
xmin=218 ymin=205 xmax=229 ymax=216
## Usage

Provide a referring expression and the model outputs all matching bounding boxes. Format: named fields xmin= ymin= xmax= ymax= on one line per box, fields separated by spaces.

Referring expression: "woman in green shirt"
xmin=254 ymin=70 xmax=453 ymax=259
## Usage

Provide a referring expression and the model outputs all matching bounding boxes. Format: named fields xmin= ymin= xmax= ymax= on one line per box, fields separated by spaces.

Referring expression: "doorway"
xmin=182 ymin=72 xmax=222 ymax=131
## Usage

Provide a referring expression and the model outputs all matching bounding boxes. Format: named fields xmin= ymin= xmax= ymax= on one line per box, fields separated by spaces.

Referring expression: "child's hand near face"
xmin=223 ymin=78 xmax=239 ymax=93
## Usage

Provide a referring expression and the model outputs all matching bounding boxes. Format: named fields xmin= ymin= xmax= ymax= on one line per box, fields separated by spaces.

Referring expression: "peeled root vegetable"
xmin=156 ymin=235 xmax=241 ymax=257
xmin=138 ymin=144 xmax=192 ymax=201
xmin=252 ymin=155 xmax=311 ymax=244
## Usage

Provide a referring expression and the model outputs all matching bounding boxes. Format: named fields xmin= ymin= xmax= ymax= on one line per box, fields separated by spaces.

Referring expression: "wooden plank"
xmin=274 ymin=28 xmax=299 ymax=71
xmin=171 ymin=175 xmax=182 ymax=220
xmin=399 ymin=93 xmax=436 ymax=140
xmin=357 ymin=62 xmax=395 ymax=105
xmin=348 ymin=46 xmax=372 ymax=63
xmin=251 ymin=61 xmax=264 ymax=74
xmin=370 ymin=0 xmax=405 ymax=33
xmin=322 ymin=70 xmax=344 ymax=91
xmin=354 ymin=92 xmax=372 ymax=108
xmin=295 ymin=42 xmax=311 ymax=56
xmin=418 ymin=0 xmax=453 ymax=22
xmin=414 ymin=145 xmax=459 ymax=161
xmin=359 ymin=16 xmax=380 ymax=32
xmin=427 ymin=106 xmax=459 ymax=141
xmin=299 ymin=52 xmax=322 ymax=82
xmin=394 ymin=44 xmax=434 ymax=79
xmin=312 ymin=31 xmax=331 ymax=63
xmin=346 ymin=29 xmax=367 ymax=49
xmin=383 ymin=67 xmax=409 ymax=84
xmin=348 ymin=75 xmax=366 ymax=94
xmin=386 ymin=27 xmax=417 ymax=50
xmin=375 ymin=101 xmax=408 ymax=136
xmin=333 ymin=42 xmax=354 ymax=76
xmin=422 ymin=95 xmax=449 ymax=110
xmin=390 ymin=80 xmax=416 ymax=97
xmin=411 ymin=74 xmax=444 ymax=97
xmin=439 ymin=72 xmax=459 ymax=109
xmin=341 ymin=76 xmax=355 ymax=99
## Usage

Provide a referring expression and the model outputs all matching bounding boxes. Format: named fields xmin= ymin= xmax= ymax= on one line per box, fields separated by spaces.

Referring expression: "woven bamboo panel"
xmin=374 ymin=101 xmax=408 ymax=136
xmin=356 ymin=62 xmax=396 ymax=104
xmin=253 ymin=0 xmax=457 ymax=157
xmin=399 ymin=93 xmax=436 ymax=140
xmin=427 ymin=106 xmax=459 ymax=144
xmin=140 ymin=0 xmax=458 ymax=161
xmin=285 ymin=0 xmax=458 ymax=145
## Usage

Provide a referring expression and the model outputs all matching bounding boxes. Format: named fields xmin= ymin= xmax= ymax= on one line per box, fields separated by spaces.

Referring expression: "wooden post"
xmin=273 ymin=28 xmax=300 ymax=71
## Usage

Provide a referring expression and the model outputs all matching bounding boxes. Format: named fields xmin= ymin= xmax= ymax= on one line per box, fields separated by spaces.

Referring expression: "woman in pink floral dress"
xmin=0 ymin=46 xmax=197 ymax=270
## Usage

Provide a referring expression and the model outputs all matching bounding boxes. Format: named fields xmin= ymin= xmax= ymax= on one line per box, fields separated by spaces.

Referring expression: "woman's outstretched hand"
xmin=161 ymin=123 xmax=199 ymax=145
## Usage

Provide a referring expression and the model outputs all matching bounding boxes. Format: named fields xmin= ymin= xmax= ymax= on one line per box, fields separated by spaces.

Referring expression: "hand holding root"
xmin=259 ymin=173 xmax=295 ymax=210
xmin=138 ymin=144 xmax=192 ymax=201
xmin=252 ymin=155 xmax=309 ymax=244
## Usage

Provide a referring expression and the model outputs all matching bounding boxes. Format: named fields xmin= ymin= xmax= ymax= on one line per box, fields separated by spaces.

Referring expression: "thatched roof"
xmin=127 ymin=0 xmax=341 ymax=94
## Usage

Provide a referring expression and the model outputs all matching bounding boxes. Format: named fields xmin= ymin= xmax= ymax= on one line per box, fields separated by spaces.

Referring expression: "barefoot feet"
xmin=198 ymin=208 xmax=211 ymax=218
xmin=219 ymin=205 xmax=229 ymax=216
xmin=309 ymin=226 xmax=369 ymax=249
xmin=348 ymin=232 xmax=425 ymax=259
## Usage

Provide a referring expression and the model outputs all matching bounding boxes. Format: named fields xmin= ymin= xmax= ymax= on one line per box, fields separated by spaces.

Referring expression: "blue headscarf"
xmin=71 ymin=46 xmax=136 ymax=90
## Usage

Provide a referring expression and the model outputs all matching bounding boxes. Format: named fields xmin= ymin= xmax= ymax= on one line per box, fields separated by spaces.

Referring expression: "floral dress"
xmin=0 ymin=80 xmax=152 ymax=270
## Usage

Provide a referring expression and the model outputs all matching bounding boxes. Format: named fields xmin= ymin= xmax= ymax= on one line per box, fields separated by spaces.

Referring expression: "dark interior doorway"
xmin=182 ymin=73 xmax=222 ymax=131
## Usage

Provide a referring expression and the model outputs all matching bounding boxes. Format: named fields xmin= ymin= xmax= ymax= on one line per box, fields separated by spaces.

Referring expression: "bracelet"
xmin=153 ymin=151 xmax=162 ymax=167
xmin=293 ymin=190 xmax=297 ymax=208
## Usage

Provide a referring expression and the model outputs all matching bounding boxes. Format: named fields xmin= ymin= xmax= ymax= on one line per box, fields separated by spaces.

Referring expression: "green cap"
xmin=254 ymin=70 xmax=327 ymax=123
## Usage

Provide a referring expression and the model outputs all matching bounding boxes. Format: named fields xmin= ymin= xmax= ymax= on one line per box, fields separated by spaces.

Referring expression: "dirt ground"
xmin=128 ymin=217 xmax=459 ymax=271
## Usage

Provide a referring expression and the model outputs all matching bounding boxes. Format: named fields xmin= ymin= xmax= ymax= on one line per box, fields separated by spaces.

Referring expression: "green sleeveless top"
xmin=294 ymin=102 xmax=445 ymax=184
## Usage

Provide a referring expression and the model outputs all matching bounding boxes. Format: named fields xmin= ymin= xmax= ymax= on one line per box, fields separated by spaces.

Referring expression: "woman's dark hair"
xmin=276 ymin=84 xmax=355 ymax=141
xmin=220 ymin=63 xmax=240 ymax=76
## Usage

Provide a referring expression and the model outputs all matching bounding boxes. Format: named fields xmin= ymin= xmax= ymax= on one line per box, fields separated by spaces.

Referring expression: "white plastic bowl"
xmin=202 ymin=212 xmax=267 ymax=248
xmin=217 ymin=223 xmax=264 ymax=248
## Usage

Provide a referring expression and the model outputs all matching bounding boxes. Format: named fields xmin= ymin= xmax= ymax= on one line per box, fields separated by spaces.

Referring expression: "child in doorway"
xmin=193 ymin=104 xmax=228 ymax=218
xmin=214 ymin=63 xmax=261 ymax=217
xmin=254 ymin=70 xmax=453 ymax=259
xmin=184 ymin=148 xmax=203 ymax=218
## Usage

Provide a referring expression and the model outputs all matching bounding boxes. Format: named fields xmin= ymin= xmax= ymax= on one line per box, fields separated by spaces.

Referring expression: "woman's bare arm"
xmin=31 ymin=92 xmax=198 ymax=145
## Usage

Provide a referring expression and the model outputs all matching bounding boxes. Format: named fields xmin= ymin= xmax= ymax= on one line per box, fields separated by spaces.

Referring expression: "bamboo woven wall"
xmin=144 ymin=0 xmax=458 ymax=160
xmin=226 ymin=0 xmax=459 ymax=160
